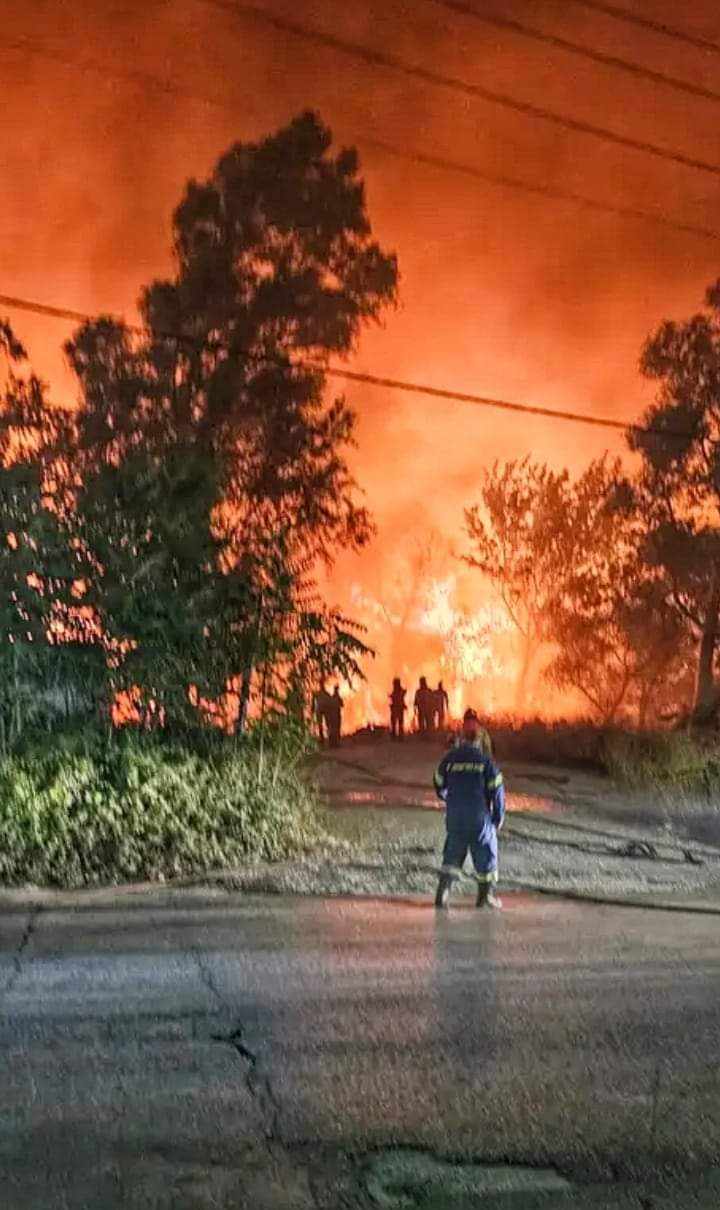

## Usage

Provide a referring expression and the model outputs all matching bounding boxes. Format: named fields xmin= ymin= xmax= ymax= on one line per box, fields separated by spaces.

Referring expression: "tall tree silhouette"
xmin=632 ymin=282 xmax=720 ymax=723
xmin=65 ymin=112 xmax=397 ymax=727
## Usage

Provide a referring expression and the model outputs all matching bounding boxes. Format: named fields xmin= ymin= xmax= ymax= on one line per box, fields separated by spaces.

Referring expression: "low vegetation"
xmin=486 ymin=715 xmax=720 ymax=793
xmin=602 ymin=728 xmax=720 ymax=792
xmin=489 ymin=716 xmax=612 ymax=769
xmin=0 ymin=727 xmax=326 ymax=888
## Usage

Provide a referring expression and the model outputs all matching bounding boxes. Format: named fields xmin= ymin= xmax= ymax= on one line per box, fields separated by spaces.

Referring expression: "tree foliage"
xmin=0 ymin=113 xmax=395 ymax=745
xmin=65 ymin=111 xmax=394 ymax=732
xmin=464 ymin=459 xmax=583 ymax=710
xmin=629 ymin=284 xmax=720 ymax=722
xmin=465 ymin=457 xmax=693 ymax=723
xmin=0 ymin=329 xmax=102 ymax=751
xmin=74 ymin=108 xmax=399 ymax=564
xmin=546 ymin=531 xmax=691 ymax=726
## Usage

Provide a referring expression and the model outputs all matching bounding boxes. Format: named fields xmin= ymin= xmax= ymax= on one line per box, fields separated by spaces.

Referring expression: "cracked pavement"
xmin=2 ymin=891 xmax=720 ymax=1208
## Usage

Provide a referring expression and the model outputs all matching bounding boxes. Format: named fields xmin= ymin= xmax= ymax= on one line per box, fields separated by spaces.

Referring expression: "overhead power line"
xmin=201 ymin=0 xmax=720 ymax=178
xmin=364 ymin=136 xmax=720 ymax=242
xmin=0 ymin=289 xmax=681 ymax=440
xmin=1 ymin=30 xmax=718 ymax=242
xmin=431 ymin=0 xmax=720 ymax=107
xmin=322 ymin=365 xmax=641 ymax=434
xmin=0 ymin=294 xmax=98 ymax=329
xmin=568 ymin=1 xmax=720 ymax=56
xmin=0 ymin=32 xmax=233 ymax=112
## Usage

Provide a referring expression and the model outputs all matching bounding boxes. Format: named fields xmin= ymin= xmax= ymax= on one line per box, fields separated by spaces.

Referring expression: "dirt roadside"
xmin=304 ymin=737 xmax=720 ymax=906
xmin=2 ymin=735 xmax=719 ymax=911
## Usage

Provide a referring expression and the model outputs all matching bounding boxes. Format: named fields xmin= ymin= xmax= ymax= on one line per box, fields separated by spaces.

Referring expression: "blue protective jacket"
xmin=433 ymin=741 xmax=505 ymax=831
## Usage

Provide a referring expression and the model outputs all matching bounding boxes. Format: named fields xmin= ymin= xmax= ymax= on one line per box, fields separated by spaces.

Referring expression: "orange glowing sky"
xmin=3 ymin=0 xmax=720 ymax=717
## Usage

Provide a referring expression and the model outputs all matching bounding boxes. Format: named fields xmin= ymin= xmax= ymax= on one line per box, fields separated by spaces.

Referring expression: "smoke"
xmin=3 ymin=0 xmax=719 ymax=722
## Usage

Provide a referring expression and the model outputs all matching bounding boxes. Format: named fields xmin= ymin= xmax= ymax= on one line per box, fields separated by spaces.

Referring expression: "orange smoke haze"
xmin=3 ymin=0 xmax=720 ymax=726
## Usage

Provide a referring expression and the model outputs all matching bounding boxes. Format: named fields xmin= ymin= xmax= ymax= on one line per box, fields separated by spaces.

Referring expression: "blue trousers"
xmin=441 ymin=818 xmax=498 ymax=883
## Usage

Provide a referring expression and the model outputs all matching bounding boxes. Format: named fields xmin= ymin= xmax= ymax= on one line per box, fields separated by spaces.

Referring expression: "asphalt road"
xmin=1 ymin=890 xmax=720 ymax=1208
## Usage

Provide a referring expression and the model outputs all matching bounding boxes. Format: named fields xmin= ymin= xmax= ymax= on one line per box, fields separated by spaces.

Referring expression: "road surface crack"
xmin=193 ymin=948 xmax=283 ymax=1143
xmin=211 ymin=1019 xmax=283 ymax=1142
xmin=193 ymin=948 xmax=232 ymax=1012
xmin=2 ymin=904 xmax=41 ymax=997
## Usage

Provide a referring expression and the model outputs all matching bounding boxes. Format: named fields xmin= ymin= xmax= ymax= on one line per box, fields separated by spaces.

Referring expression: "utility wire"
xmin=200 ymin=0 xmax=720 ymax=178
xmin=1 ymin=30 xmax=717 ymax=242
xmin=0 ymin=32 xmax=233 ymax=112
xmin=0 ymin=294 xmax=102 ymax=330
xmin=431 ymin=0 xmax=720 ymax=107
xmin=321 ymin=365 xmax=644 ymax=435
xmin=0 ymin=290 xmax=683 ymax=440
xmin=567 ymin=0 xmax=720 ymax=56
xmin=363 ymin=135 xmax=720 ymax=241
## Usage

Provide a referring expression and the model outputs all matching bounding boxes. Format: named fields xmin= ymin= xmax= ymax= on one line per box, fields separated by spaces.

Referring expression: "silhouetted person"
xmin=389 ymin=677 xmax=407 ymax=740
xmin=434 ymin=681 xmax=449 ymax=730
xmin=414 ymin=676 xmax=433 ymax=734
xmin=314 ymin=684 xmax=333 ymax=743
xmin=328 ymin=686 xmax=343 ymax=747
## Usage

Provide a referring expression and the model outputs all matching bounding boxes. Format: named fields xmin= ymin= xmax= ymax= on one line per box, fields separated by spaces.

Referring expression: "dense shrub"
xmin=481 ymin=715 xmax=720 ymax=790
xmin=0 ymin=729 xmax=326 ymax=887
xmin=602 ymin=729 xmax=720 ymax=790
xmin=488 ymin=716 xmax=612 ymax=769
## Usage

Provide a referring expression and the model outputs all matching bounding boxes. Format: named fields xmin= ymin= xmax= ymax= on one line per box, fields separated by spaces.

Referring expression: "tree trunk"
xmin=637 ymin=670 xmax=656 ymax=730
xmin=692 ymin=568 xmax=720 ymax=724
xmin=603 ymin=665 xmax=634 ymax=727
xmin=514 ymin=632 xmax=537 ymax=715
xmin=236 ymin=590 xmax=264 ymax=734
xmin=237 ymin=666 xmax=253 ymax=733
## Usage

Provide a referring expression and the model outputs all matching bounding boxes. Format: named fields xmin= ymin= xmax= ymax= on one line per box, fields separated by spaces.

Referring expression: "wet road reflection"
xmin=3 ymin=892 xmax=719 ymax=1184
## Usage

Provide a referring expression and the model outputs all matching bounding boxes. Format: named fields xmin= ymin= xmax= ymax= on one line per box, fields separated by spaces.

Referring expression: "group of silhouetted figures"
xmin=314 ymin=685 xmax=344 ymax=747
xmin=314 ymin=676 xmax=451 ymax=746
xmin=389 ymin=676 xmax=449 ymax=740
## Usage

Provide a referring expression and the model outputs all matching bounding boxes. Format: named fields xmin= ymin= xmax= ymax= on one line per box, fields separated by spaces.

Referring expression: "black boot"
xmin=476 ymin=882 xmax=503 ymax=910
xmin=435 ymin=873 xmax=452 ymax=908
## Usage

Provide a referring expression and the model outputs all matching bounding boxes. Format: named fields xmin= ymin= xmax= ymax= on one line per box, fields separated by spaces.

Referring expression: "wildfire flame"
xmin=340 ymin=574 xmax=518 ymax=731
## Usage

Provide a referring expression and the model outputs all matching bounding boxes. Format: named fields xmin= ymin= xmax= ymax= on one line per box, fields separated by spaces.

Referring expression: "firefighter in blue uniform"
xmin=433 ymin=707 xmax=505 ymax=909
